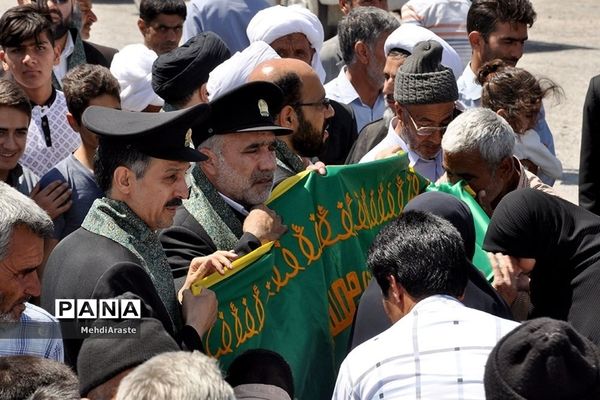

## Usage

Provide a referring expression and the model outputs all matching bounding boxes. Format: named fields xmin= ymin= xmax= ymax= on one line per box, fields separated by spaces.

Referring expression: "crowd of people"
xmin=0 ymin=0 xmax=599 ymax=399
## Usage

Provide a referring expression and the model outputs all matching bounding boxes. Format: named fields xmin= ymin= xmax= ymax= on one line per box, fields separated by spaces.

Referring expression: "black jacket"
xmin=159 ymin=206 xmax=260 ymax=286
xmin=579 ymin=75 xmax=600 ymax=215
xmin=319 ymin=100 xmax=358 ymax=165
xmin=345 ymin=118 xmax=388 ymax=164
xmin=41 ymin=228 xmax=177 ymax=368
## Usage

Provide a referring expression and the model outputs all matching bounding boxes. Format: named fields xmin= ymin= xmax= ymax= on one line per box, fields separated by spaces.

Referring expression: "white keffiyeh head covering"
xmin=206 ymin=41 xmax=280 ymax=101
xmin=110 ymin=44 xmax=164 ymax=111
xmin=384 ymin=24 xmax=463 ymax=80
xmin=246 ymin=5 xmax=325 ymax=83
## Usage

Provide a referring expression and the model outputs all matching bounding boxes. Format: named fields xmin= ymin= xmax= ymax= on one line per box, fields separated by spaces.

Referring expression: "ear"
xmin=198 ymin=147 xmax=218 ymax=178
xmin=66 ymin=112 xmax=80 ymax=133
xmin=496 ymin=156 xmax=514 ymax=181
xmin=199 ymin=83 xmax=210 ymax=103
xmin=386 ymin=275 xmax=404 ymax=305
xmin=381 ymin=275 xmax=406 ymax=323
xmin=468 ymin=31 xmax=482 ymax=50
xmin=496 ymin=108 xmax=509 ymax=120
xmin=277 ymin=105 xmax=297 ymax=129
xmin=339 ymin=0 xmax=351 ymax=14
xmin=0 ymin=51 xmax=7 ymax=71
xmin=137 ymin=18 xmax=147 ymax=36
xmin=112 ymin=166 xmax=135 ymax=195
xmin=354 ymin=41 xmax=369 ymax=65
xmin=393 ymin=102 xmax=403 ymax=118
xmin=52 ymin=45 xmax=60 ymax=66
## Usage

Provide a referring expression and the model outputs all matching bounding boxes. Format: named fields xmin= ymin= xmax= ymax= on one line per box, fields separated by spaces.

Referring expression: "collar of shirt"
xmin=405 ymin=294 xmax=465 ymax=318
xmin=30 ymin=86 xmax=57 ymax=109
xmin=457 ymin=63 xmax=482 ymax=102
xmin=219 ymin=193 xmax=249 ymax=216
xmin=326 ymin=66 xmax=361 ymax=104
xmin=515 ymin=157 xmax=530 ymax=189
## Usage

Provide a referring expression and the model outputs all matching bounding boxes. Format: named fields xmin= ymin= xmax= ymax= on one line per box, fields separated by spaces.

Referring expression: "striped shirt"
xmin=0 ymin=303 xmax=64 ymax=362
xmin=332 ymin=295 xmax=518 ymax=400
xmin=401 ymin=0 xmax=471 ymax=69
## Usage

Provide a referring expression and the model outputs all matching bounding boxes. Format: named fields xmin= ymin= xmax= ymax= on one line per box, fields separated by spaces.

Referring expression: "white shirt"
xmin=457 ymin=63 xmax=481 ymax=109
xmin=514 ymin=129 xmax=563 ymax=180
xmin=401 ymin=0 xmax=471 ymax=69
xmin=332 ymin=295 xmax=519 ymax=400
xmin=325 ymin=67 xmax=386 ymax=133
xmin=359 ymin=117 xmax=444 ymax=182
xmin=52 ymin=31 xmax=74 ymax=86
xmin=21 ymin=90 xmax=81 ymax=177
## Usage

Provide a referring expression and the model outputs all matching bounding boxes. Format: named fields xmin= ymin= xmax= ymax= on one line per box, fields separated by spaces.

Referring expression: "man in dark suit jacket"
xmin=76 ymin=0 xmax=118 ymax=65
xmin=345 ymin=118 xmax=388 ymax=164
xmin=579 ymin=75 xmax=600 ymax=215
xmin=41 ymin=105 xmax=220 ymax=369
xmin=159 ymin=82 xmax=288 ymax=283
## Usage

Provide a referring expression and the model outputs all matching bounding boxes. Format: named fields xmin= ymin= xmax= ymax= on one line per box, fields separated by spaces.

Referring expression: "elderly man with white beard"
xmin=159 ymin=81 xmax=288 ymax=285
xmin=346 ymin=24 xmax=462 ymax=164
xmin=358 ymin=39 xmax=460 ymax=183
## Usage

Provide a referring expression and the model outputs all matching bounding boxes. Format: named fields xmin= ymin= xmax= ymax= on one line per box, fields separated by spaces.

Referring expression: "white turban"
xmin=384 ymin=24 xmax=464 ymax=80
xmin=246 ymin=5 xmax=326 ymax=83
xmin=110 ymin=44 xmax=164 ymax=112
xmin=206 ymin=41 xmax=280 ymax=101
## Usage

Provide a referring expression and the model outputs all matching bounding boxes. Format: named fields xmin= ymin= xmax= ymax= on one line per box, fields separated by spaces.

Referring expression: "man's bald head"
xmin=248 ymin=58 xmax=319 ymax=113
xmin=248 ymin=58 xmax=317 ymax=85
xmin=247 ymin=57 xmax=334 ymax=158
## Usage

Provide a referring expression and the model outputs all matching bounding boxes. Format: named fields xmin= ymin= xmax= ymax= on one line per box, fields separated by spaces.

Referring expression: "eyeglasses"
xmin=293 ymin=97 xmax=331 ymax=110
xmin=403 ymin=109 xmax=451 ymax=136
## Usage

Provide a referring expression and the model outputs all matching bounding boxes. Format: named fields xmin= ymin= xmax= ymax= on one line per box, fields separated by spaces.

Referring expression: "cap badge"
xmin=258 ymin=99 xmax=269 ymax=117
xmin=185 ymin=129 xmax=192 ymax=147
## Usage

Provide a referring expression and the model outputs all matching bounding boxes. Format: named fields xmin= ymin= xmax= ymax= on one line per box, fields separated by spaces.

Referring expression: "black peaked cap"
xmin=82 ymin=103 xmax=210 ymax=162
xmin=192 ymin=81 xmax=292 ymax=148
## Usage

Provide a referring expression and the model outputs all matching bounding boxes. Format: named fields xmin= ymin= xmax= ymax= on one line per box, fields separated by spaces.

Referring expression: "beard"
xmin=292 ymin=110 xmax=326 ymax=158
xmin=0 ymin=292 xmax=28 ymax=322
xmin=383 ymin=106 xmax=395 ymax=126
xmin=50 ymin=9 xmax=71 ymax=40
xmin=367 ymin=59 xmax=385 ymax=89
xmin=212 ymin=156 xmax=274 ymax=208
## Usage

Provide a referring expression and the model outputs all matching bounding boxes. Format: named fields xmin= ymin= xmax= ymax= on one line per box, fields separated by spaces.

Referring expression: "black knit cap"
xmin=82 ymin=103 xmax=209 ymax=162
xmin=191 ymin=81 xmax=292 ymax=148
xmin=485 ymin=317 xmax=600 ymax=400
xmin=152 ymin=32 xmax=231 ymax=104
xmin=77 ymin=318 xmax=180 ymax=396
xmin=394 ymin=40 xmax=458 ymax=105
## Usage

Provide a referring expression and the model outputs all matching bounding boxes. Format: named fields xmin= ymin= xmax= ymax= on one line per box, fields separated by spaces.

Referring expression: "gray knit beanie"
xmin=394 ymin=40 xmax=458 ymax=105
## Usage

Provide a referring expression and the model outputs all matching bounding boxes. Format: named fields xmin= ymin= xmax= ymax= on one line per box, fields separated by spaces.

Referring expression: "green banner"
xmin=426 ymin=181 xmax=492 ymax=279
xmin=195 ymin=154 xmax=428 ymax=399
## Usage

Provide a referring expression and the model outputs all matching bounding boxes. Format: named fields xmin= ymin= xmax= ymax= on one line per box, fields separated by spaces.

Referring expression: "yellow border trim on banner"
xmin=191 ymin=241 xmax=274 ymax=294
xmin=267 ymin=170 xmax=310 ymax=204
